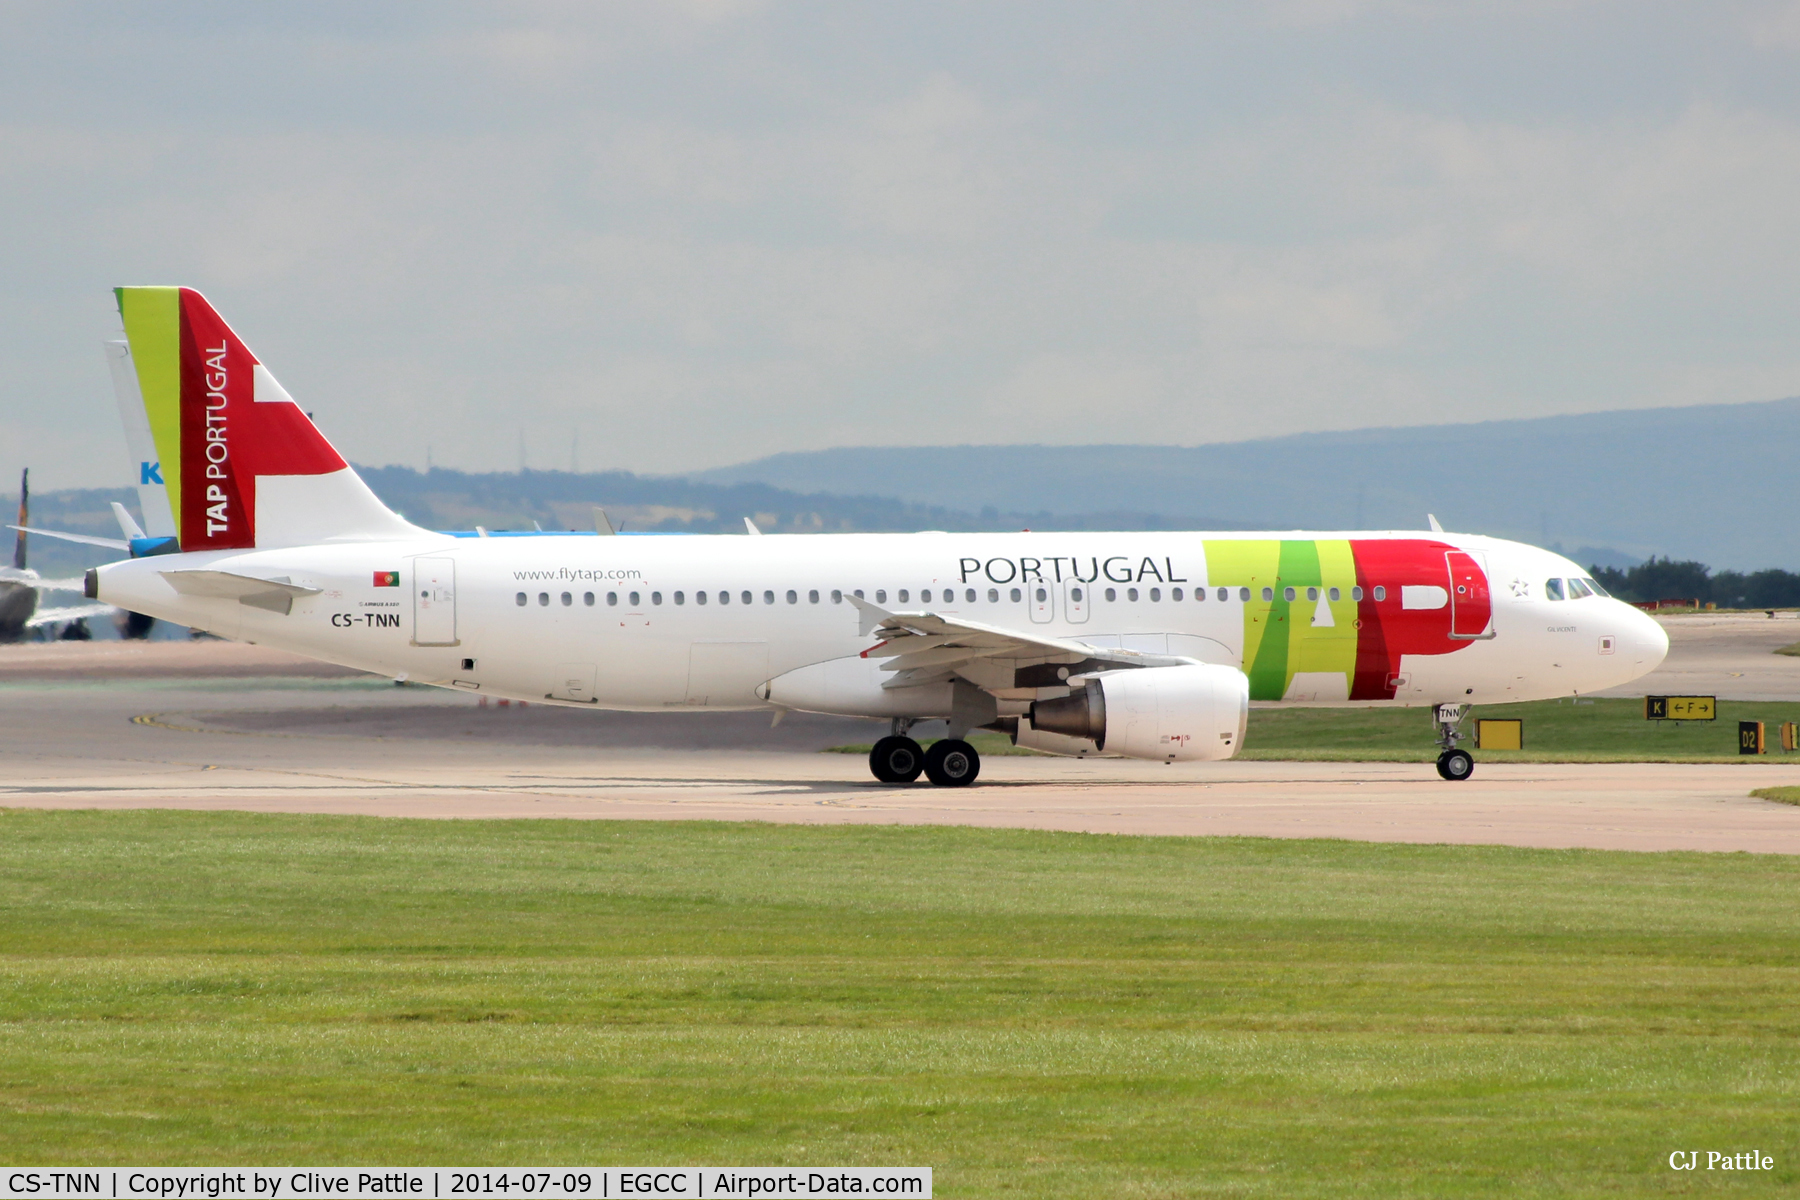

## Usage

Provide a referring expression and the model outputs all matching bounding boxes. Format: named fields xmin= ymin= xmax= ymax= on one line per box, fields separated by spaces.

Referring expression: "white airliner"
xmin=60 ymin=288 xmax=1668 ymax=784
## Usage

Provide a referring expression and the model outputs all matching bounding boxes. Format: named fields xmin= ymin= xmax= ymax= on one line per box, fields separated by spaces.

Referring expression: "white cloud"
xmin=4 ymin=4 xmax=1800 ymax=489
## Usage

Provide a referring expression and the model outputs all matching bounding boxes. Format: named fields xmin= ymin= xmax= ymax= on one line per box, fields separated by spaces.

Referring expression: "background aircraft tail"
xmin=112 ymin=287 xmax=420 ymax=550
xmin=12 ymin=468 xmax=24 ymax=570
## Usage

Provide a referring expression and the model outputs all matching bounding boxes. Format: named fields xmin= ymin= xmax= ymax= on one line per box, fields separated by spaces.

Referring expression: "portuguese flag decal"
xmin=373 ymin=571 xmax=400 ymax=587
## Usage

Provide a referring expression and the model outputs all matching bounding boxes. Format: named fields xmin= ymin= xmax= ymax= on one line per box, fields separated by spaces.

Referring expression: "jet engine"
xmin=1027 ymin=663 xmax=1249 ymax=762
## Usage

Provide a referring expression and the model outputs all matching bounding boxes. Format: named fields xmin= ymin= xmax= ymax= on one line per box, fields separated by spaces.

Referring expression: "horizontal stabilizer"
xmin=159 ymin=568 xmax=321 ymax=615
xmin=8 ymin=524 xmax=129 ymax=551
xmin=27 ymin=602 xmax=115 ymax=628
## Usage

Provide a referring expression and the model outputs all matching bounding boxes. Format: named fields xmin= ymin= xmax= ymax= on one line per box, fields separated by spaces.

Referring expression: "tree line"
xmin=1589 ymin=557 xmax=1800 ymax=608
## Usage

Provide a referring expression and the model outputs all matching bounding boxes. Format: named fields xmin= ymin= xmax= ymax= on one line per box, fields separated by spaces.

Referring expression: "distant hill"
xmin=5 ymin=468 xmax=1251 ymax=579
xmin=694 ymin=397 xmax=1800 ymax=570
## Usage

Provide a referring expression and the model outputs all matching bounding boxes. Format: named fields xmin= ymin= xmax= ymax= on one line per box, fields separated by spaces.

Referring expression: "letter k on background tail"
xmin=112 ymin=287 xmax=420 ymax=550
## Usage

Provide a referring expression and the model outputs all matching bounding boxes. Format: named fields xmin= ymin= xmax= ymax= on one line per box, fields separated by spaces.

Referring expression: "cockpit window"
xmin=1545 ymin=578 xmax=1565 ymax=601
xmin=1580 ymin=576 xmax=1609 ymax=598
xmin=1567 ymin=578 xmax=1594 ymax=599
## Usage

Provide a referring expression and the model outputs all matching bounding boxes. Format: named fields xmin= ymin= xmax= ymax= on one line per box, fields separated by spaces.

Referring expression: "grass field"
xmin=2 ymin=810 xmax=1797 ymax=1195
xmin=829 ymin=698 xmax=1800 ymax=763
xmin=1240 ymin=697 xmax=1800 ymax=762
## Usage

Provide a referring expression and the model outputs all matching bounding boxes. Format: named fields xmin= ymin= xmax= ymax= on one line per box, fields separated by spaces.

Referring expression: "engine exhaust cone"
xmin=1029 ymin=684 xmax=1106 ymax=749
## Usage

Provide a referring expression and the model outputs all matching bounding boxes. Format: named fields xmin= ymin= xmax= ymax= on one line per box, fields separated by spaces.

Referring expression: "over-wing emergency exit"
xmin=70 ymin=288 xmax=1668 ymax=783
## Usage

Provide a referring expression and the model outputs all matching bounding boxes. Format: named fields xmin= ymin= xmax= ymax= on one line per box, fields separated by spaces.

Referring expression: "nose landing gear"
xmin=1433 ymin=704 xmax=1474 ymax=780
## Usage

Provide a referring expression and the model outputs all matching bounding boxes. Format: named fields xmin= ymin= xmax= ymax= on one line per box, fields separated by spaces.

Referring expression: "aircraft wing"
xmin=26 ymin=602 xmax=115 ymax=628
xmin=847 ymin=594 xmax=1192 ymax=691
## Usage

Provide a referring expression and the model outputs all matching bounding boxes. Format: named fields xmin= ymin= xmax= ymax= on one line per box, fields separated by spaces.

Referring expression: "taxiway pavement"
xmin=3 ymin=636 xmax=1797 ymax=853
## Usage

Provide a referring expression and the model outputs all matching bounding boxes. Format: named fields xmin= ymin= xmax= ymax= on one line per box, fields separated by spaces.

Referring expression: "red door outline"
xmin=1446 ymin=551 xmax=1491 ymax=639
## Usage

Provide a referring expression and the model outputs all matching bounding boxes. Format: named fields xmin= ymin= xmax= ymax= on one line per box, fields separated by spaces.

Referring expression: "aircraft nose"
xmin=1627 ymin=603 xmax=1669 ymax=670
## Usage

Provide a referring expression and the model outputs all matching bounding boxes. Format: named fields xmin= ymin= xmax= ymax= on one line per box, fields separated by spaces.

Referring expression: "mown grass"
xmin=2 ymin=810 xmax=1798 ymax=1195
xmin=831 ymin=698 xmax=1800 ymax=763
xmin=1752 ymin=787 xmax=1800 ymax=805
xmin=1241 ymin=697 xmax=1800 ymax=763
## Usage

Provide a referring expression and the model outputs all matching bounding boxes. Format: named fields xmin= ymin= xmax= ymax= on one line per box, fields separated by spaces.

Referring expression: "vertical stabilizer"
xmin=105 ymin=340 xmax=177 ymax=538
xmin=112 ymin=287 xmax=422 ymax=549
xmin=12 ymin=468 xmax=25 ymax=571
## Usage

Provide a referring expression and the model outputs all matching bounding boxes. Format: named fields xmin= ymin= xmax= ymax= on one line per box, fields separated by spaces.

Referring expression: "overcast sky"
xmin=6 ymin=1 xmax=1800 ymax=490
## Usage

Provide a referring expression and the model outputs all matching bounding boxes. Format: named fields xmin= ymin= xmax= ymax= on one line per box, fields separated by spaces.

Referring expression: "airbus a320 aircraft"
xmin=64 ymin=288 xmax=1668 ymax=785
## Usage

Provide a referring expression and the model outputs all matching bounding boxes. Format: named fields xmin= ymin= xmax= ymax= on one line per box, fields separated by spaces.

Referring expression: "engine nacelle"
xmin=1029 ymin=663 xmax=1249 ymax=762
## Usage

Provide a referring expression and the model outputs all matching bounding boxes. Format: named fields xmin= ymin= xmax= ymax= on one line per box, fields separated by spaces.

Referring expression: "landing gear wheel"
xmin=1436 ymin=749 xmax=1474 ymax=781
xmin=923 ymin=738 xmax=981 ymax=787
xmin=869 ymin=736 xmax=925 ymax=783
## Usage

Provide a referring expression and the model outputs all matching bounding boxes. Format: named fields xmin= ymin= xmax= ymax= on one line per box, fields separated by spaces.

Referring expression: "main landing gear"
xmin=868 ymin=720 xmax=982 ymax=787
xmin=1433 ymin=703 xmax=1474 ymax=780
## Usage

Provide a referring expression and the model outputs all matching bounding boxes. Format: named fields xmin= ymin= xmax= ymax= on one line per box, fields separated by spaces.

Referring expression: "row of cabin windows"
xmin=1094 ymin=585 xmax=1381 ymax=603
xmin=514 ymin=583 xmax=1390 ymax=608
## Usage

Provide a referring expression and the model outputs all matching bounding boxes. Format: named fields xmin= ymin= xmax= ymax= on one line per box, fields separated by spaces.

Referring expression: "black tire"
xmin=869 ymin=736 xmax=925 ymax=783
xmin=923 ymin=738 xmax=981 ymax=787
xmin=1437 ymin=749 xmax=1474 ymax=781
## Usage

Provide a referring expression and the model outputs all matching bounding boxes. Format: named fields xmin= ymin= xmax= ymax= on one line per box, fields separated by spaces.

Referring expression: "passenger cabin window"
xmin=694 ymin=591 xmax=705 ymax=605
xmin=875 ymin=590 xmax=886 ymax=603
xmin=809 ymin=590 xmax=820 ymax=603
xmin=538 ymin=592 xmax=550 ymax=606
xmin=652 ymin=592 xmax=663 ymax=605
xmin=898 ymin=589 xmax=910 ymax=603
xmin=832 ymin=590 xmax=843 ymax=603
xmin=741 ymin=591 xmax=752 ymax=605
xmin=675 ymin=591 xmax=686 ymax=605
xmin=515 ymin=592 xmax=527 ymax=606
xmin=988 ymin=588 xmax=999 ymax=602
xmin=1149 ymin=587 xmax=1161 ymax=601
xmin=1351 ymin=586 xmax=1363 ymax=601
xmin=1307 ymin=587 xmax=1318 ymax=602
xmin=584 ymin=592 xmax=595 ymax=606
xmin=561 ymin=592 xmax=572 ymax=606
xmin=764 ymin=590 xmax=775 ymax=604
xmin=1283 ymin=587 xmax=1295 ymax=602
xmin=1127 ymin=587 xmax=1139 ymax=601
xmin=1105 ymin=588 xmax=1117 ymax=602
xmin=1237 ymin=587 xmax=1249 ymax=601
xmin=966 ymin=588 xmax=977 ymax=603
xmin=1373 ymin=586 xmax=1386 ymax=601
xmin=1011 ymin=588 xmax=1023 ymax=602
xmin=1327 ymin=587 xmax=1338 ymax=602
xmin=1545 ymin=578 xmax=1565 ymax=601
xmin=1261 ymin=587 xmax=1273 ymax=601
xmin=607 ymin=592 xmax=618 ymax=606
xmin=787 ymin=590 xmax=798 ymax=604
xmin=1172 ymin=587 xmax=1183 ymax=600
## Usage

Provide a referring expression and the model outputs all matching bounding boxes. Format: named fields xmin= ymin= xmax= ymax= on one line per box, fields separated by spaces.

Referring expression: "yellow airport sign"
xmin=1645 ymin=695 xmax=1716 ymax=721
